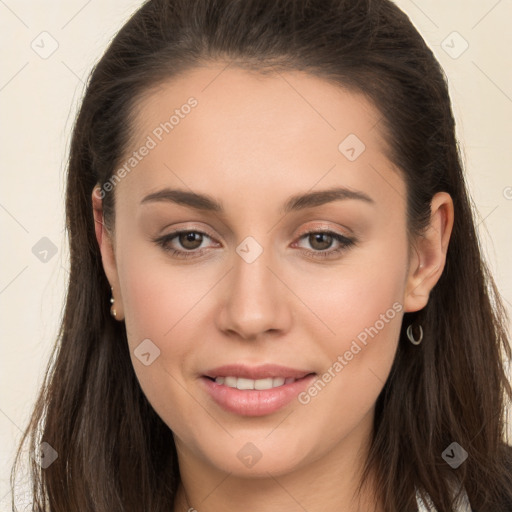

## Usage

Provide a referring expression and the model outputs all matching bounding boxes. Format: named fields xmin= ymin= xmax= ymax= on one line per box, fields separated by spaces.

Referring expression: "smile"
xmin=201 ymin=365 xmax=317 ymax=416
xmin=213 ymin=376 xmax=297 ymax=390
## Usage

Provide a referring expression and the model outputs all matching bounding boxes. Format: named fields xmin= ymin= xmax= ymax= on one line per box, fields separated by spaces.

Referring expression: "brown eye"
xmin=153 ymin=229 xmax=219 ymax=260
xmin=178 ymin=231 xmax=204 ymax=250
xmin=308 ymin=232 xmax=334 ymax=251
xmin=294 ymin=230 xmax=356 ymax=260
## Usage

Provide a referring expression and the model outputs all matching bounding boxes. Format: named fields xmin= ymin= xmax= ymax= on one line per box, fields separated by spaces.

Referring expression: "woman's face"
xmin=94 ymin=65 xmax=445 ymax=478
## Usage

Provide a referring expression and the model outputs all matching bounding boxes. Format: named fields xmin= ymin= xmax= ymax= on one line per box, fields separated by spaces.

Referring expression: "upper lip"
xmin=204 ymin=364 xmax=314 ymax=380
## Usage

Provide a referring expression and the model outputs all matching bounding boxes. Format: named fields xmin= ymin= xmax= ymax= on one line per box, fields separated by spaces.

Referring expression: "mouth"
xmin=206 ymin=375 xmax=303 ymax=390
xmin=201 ymin=364 xmax=317 ymax=416
xmin=203 ymin=363 xmax=313 ymax=382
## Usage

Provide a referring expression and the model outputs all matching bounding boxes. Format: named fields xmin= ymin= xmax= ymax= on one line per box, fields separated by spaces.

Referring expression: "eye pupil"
xmin=179 ymin=232 xmax=202 ymax=249
xmin=310 ymin=233 xmax=332 ymax=250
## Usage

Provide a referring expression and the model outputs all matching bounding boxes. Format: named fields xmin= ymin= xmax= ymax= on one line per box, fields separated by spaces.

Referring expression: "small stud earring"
xmin=110 ymin=286 xmax=117 ymax=318
xmin=406 ymin=324 xmax=423 ymax=345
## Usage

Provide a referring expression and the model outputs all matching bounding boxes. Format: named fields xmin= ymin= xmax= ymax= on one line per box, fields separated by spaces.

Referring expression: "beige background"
xmin=1 ymin=0 xmax=511 ymax=507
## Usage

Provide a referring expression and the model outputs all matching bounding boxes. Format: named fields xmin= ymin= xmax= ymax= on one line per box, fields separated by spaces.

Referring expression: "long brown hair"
xmin=11 ymin=0 xmax=512 ymax=510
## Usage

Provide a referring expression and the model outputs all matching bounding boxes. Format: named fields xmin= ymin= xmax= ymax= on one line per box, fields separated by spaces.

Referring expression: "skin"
xmin=92 ymin=64 xmax=454 ymax=512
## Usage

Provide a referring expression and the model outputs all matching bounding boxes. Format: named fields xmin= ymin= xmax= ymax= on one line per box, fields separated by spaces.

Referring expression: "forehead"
xmin=116 ymin=64 xmax=405 ymax=212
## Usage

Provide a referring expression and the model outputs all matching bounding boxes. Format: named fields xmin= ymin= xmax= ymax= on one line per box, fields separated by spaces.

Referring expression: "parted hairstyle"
xmin=11 ymin=0 xmax=512 ymax=510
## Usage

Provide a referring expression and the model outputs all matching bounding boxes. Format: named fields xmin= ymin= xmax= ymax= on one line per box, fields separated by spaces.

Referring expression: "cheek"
xmin=293 ymin=233 xmax=407 ymax=352
xmin=117 ymin=252 xmax=213 ymax=434
xmin=118 ymin=238 xmax=211 ymax=350
xmin=291 ymin=238 xmax=407 ymax=412
xmin=115 ymin=241 xmax=207 ymax=395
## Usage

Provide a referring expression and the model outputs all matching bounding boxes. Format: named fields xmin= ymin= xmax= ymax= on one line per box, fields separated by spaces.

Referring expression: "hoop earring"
xmin=110 ymin=286 xmax=117 ymax=318
xmin=406 ymin=324 xmax=423 ymax=345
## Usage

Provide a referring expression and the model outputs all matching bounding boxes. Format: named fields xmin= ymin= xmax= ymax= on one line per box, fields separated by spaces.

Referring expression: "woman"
xmin=11 ymin=0 xmax=512 ymax=510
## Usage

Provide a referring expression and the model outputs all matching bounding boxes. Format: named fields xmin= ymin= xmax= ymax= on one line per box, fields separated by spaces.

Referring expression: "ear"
xmin=92 ymin=185 xmax=124 ymax=320
xmin=403 ymin=191 xmax=454 ymax=313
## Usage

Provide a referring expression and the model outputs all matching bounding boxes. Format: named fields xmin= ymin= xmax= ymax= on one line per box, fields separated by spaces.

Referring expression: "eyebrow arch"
xmin=281 ymin=186 xmax=374 ymax=214
xmin=140 ymin=186 xmax=374 ymax=213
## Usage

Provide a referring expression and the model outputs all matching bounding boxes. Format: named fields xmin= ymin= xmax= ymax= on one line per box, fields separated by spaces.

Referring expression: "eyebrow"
xmin=140 ymin=186 xmax=374 ymax=214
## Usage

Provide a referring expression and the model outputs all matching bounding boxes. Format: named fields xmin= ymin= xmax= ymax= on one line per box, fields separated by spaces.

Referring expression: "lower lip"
xmin=201 ymin=374 xmax=316 ymax=416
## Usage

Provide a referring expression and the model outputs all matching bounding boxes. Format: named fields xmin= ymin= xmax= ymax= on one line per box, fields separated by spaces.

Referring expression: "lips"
xmin=201 ymin=364 xmax=316 ymax=416
xmin=204 ymin=363 xmax=312 ymax=381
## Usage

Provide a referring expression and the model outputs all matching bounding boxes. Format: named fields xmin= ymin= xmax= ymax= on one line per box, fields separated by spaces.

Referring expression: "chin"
xmin=189 ymin=432 xmax=316 ymax=478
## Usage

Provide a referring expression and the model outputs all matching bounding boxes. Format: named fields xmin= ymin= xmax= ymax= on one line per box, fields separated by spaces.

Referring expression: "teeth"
xmin=214 ymin=376 xmax=297 ymax=390
xmin=224 ymin=376 xmax=237 ymax=387
xmin=237 ymin=377 xmax=255 ymax=390
xmin=272 ymin=377 xmax=285 ymax=387
xmin=255 ymin=378 xmax=273 ymax=390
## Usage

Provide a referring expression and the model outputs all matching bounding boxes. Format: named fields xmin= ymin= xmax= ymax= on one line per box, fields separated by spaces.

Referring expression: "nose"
xmin=215 ymin=241 xmax=293 ymax=341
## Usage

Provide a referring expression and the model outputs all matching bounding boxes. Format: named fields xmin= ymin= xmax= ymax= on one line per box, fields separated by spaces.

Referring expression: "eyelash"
xmin=153 ymin=228 xmax=356 ymax=261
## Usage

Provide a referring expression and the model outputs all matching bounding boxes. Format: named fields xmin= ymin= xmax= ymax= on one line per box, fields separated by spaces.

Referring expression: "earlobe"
xmin=403 ymin=192 xmax=454 ymax=313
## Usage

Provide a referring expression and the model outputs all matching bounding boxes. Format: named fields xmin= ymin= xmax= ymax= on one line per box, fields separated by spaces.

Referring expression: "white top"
xmin=416 ymin=488 xmax=472 ymax=511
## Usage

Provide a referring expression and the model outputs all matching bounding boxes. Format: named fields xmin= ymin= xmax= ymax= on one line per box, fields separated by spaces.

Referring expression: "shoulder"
xmin=417 ymin=445 xmax=512 ymax=511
